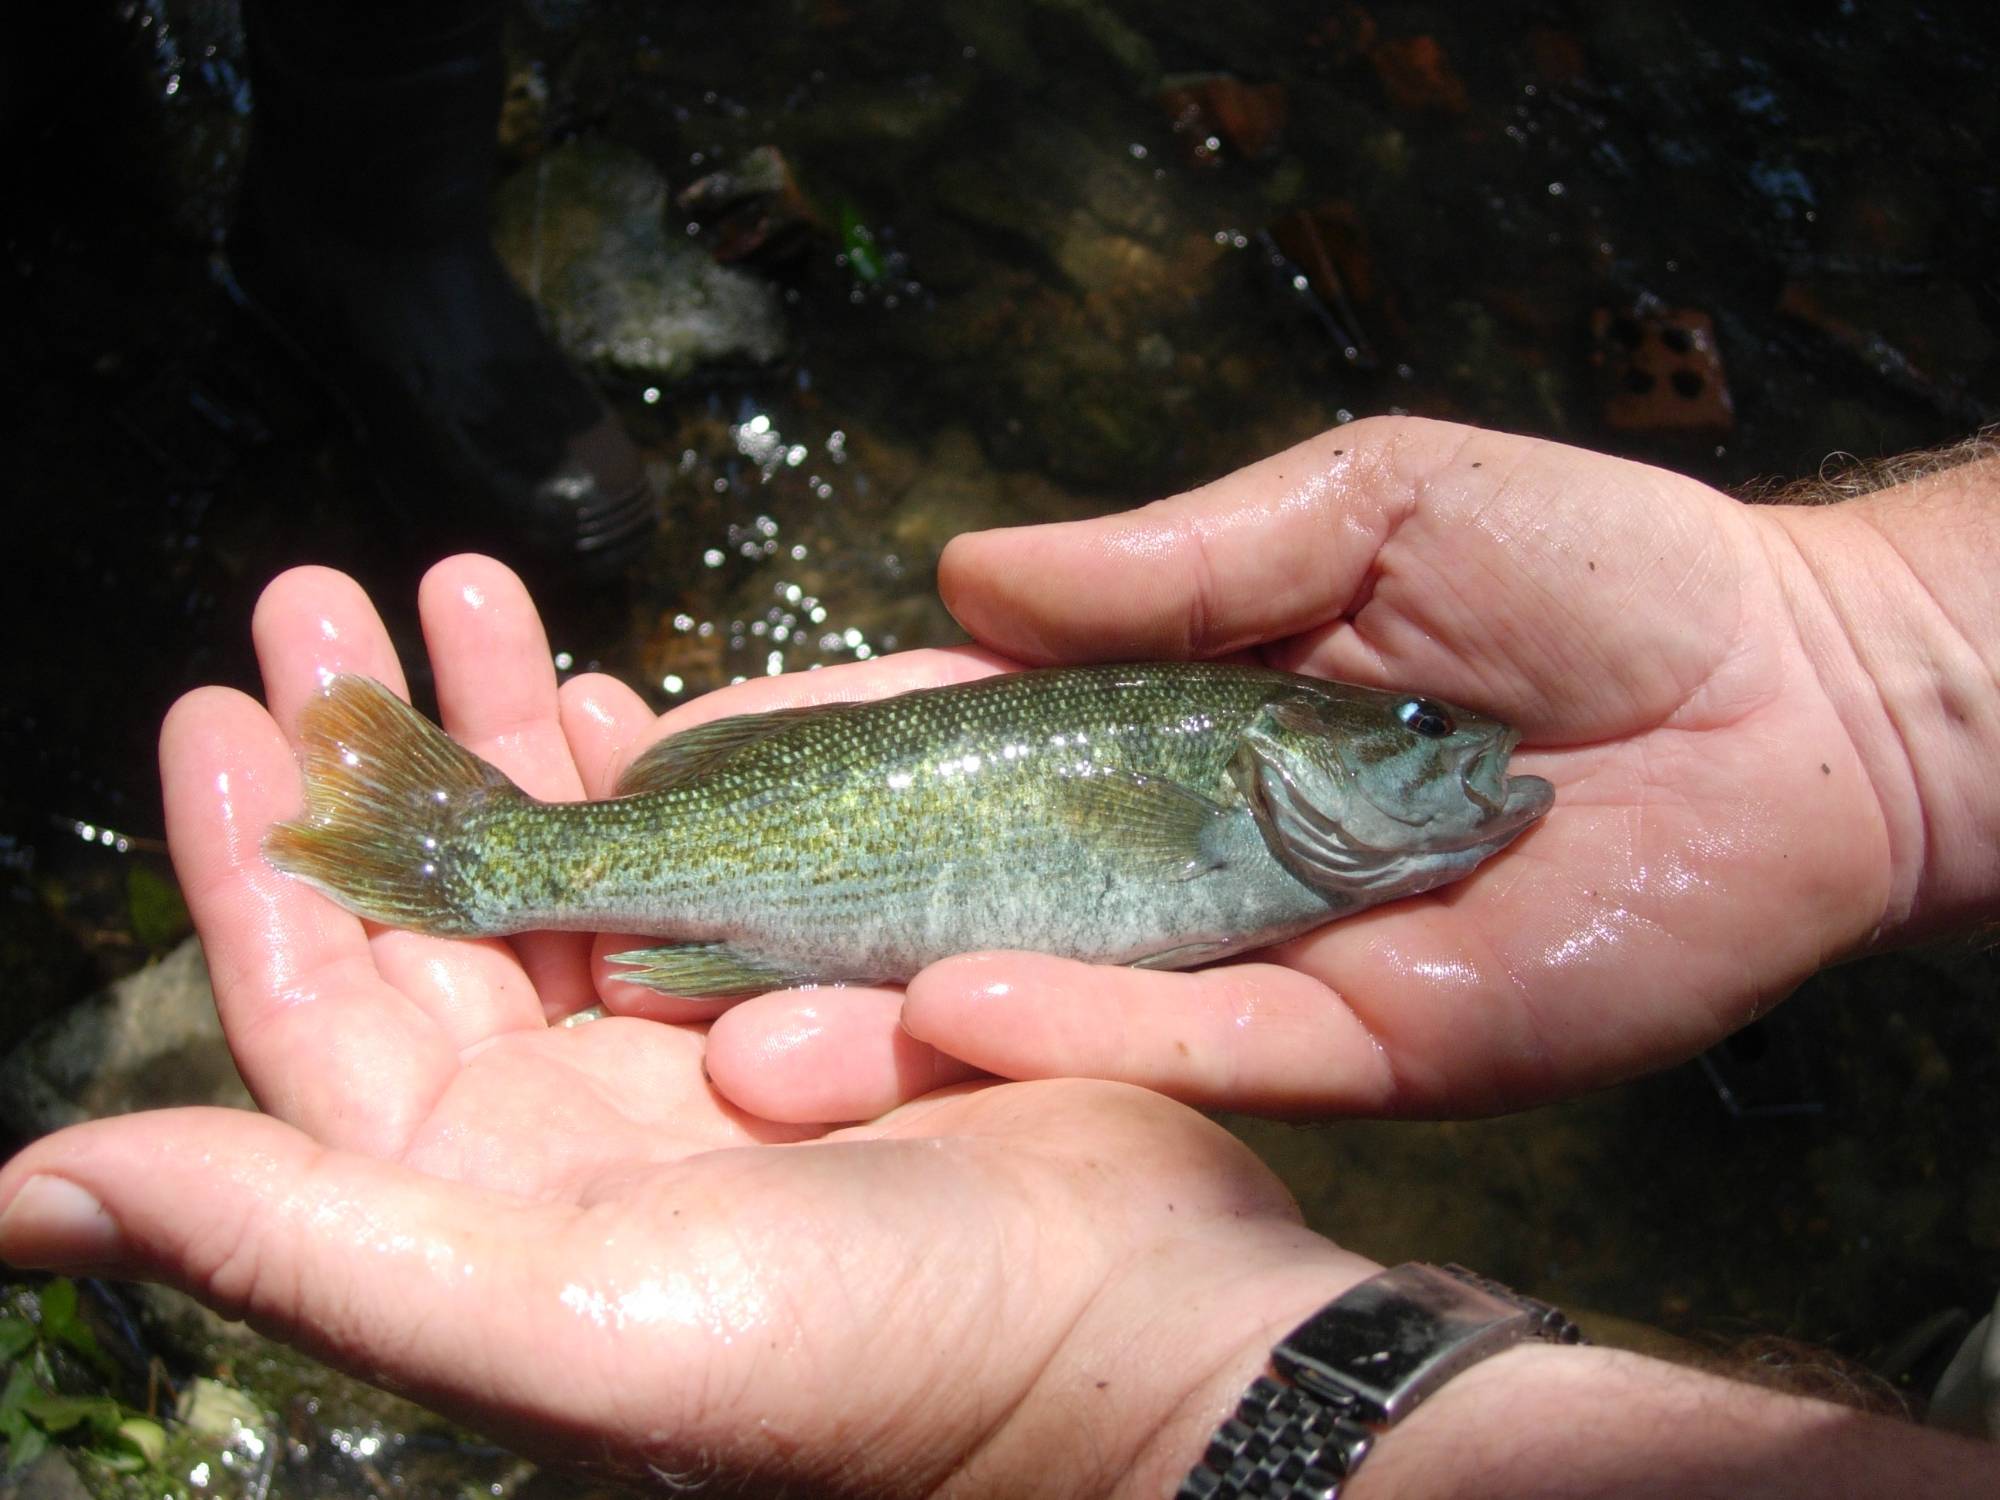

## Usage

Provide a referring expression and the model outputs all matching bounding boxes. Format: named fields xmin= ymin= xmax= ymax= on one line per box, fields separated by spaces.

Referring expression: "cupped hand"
xmin=0 ymin=557 xmax=1364 ymax=1494
xmin=872 ymin=416 xmax=1892 ymax=1117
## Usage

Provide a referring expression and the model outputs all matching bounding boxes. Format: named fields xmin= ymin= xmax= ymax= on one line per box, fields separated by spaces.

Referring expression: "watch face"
xmin=1274 ymin=1264 xmax=1538 ymax=1421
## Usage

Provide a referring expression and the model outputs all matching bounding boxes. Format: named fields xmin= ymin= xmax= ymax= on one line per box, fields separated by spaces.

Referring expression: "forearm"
xmin=1107 ymin=1272 xmax=1998 ymax=1500
xmin=1347 ymin=1340 xmax=1996 ymax=1499
xmin=1762 ymin=446 xmax=2000 ymax=945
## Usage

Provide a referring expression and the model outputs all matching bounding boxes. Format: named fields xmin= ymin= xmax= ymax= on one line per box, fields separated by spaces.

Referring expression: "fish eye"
xmin=1395 ymin=697 xmax=1455 ymax=738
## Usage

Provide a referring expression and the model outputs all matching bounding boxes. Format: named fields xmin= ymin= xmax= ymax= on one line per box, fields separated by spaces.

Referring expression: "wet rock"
xmin=1028 ymin=0 xmax=1159 ymax=86
xmin=492 ymin=141 xmax=786 ymax=381
xmin=1156 ymin=74 xmax=1289 ymax=165
xmin=1776 ymin=275 xmax=1992 ymax=422
xmin=677 ymin=145 xmax=821 ymax=267
xmin=497 ymin=59 xmax=551 ymax=162
xmin=0 ymin=1451 xmax=93 ymax=1500
xmin=907 ymin=117 xmax=1236 ymax=488
xmin=0 ymin=937 xmax=249 ymax=1140
xmin=1525 ymin=26 xmax=1590 ymax=86
xmin=1304 ymin=4 xmax=1379 ymax=64
xmin=1590 ymin=307 xmax=1734 ymax=433
xmin=1369 ymin=34 xmax=1471 ymax=116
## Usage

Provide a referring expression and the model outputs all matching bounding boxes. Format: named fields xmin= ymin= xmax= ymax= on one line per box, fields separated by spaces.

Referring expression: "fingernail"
xmin=0 ymin=1176 xmax=126 ymax=1270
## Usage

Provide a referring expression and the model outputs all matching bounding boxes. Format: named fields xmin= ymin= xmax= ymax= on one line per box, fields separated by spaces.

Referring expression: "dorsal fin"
xmin=614 ymin=702 xmax=844 ymax=796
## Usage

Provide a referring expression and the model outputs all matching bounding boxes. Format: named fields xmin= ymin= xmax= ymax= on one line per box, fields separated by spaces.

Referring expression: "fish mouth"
xmin=1459 ymin=739 xmax=1555 ymax=832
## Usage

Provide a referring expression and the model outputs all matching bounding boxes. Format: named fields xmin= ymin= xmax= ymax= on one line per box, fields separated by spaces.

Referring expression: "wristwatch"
xmin=1177 ymin=1262 xmax=1586 ymax=1499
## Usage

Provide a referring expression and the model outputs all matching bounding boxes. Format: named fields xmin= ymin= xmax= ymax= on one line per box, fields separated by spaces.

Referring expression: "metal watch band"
xmin=1177 ymin=1262 xmax=1586 ymax=1500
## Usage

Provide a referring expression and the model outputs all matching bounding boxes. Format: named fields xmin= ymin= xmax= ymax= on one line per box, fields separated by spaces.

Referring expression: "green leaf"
xmin=0 ymin=1316 xmax=34 ymax=1361
xmin=113 ymin=1415 xmax=166 ymax=1467
xmin=18 ymin=1392 xmax=122 ymax=1437
xmin=34 ymin=1280 xmax=78 ymax=1336
xmin=837 ymin=204 xmax=886 ymax=284
xmin=34 ymin=1280 xmax=110 ymax=1374
xmin=127 ymin=864 xmax=190 ymax=949
xmin=4 ymin=1421 xmax=48 ymax=1473
xmin=0 ymin=1360 xmax=33 ymax=1416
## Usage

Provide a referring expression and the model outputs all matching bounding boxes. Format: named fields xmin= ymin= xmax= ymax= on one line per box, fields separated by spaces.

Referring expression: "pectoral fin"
xmin=1054 ymin=769 xmax=1232 ymax=881
xmin=605 ymin=942 xmax=829 ymax=999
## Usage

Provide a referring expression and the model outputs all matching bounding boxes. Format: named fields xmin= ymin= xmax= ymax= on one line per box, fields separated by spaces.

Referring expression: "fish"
xmin=264 ymin=663 xmax=1554 ymax=998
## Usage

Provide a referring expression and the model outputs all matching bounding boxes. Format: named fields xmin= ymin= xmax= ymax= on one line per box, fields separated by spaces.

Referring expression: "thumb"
xmin=937 ymin=417 xmax=1466 ymax=663
xmin=0 ymin=1110 xmax=566 ymax=1422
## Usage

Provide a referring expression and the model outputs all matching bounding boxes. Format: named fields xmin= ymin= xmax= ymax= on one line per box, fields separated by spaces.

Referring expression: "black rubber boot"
xmin=231 ymin=0 xmax=654 ymax=581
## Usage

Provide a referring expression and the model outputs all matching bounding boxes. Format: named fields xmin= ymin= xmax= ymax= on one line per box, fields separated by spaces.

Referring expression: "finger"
xmin=252 ymin=565 xmax=410 ymax=730
xmin=704 ymin=989 xmax=987 ymax=1124
xmin=0 ymin=1111 xmax=618 ymax=1442
xmin=938 ymin=419 xmax=1439 ymax=663
xmin=161 ymin=686 xmax=458 ymax=1152
xmin=901 ymin=952 xmax=1398 ymax=1114
xmin=420 ymin=555 xmax=581 ymax=800
xmin=420 ymin=556 xmax=595 ymax=1021
xmin=560 ymin=673 xmax=659 ymax=797
xmin=654 ymin=646 xmax=1019 ymax=734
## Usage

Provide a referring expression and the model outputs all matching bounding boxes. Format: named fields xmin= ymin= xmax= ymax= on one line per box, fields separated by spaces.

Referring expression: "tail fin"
xmin=264 ymin=675 xmax=522 ymax=934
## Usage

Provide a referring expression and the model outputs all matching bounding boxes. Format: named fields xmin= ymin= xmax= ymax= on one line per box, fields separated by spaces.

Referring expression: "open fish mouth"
xmin=1460 ymin=742 xmax=1554 ymax=829
xmin=1459 ymin=743 xmax=1511 ymax=815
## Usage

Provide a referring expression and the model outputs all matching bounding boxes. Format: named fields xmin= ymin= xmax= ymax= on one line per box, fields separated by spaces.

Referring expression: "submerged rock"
xmin=1590 ymin=306 xmax=1735 ymax=434
xmin=0 ymin=937 xmax=249 ymax=1140
xmin=493 ymin=141 xmax=787 ymax=381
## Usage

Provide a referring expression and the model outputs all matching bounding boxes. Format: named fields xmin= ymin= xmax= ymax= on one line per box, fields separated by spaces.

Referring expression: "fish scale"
xmin=265 ymin=662 xmax=1554 ymax=998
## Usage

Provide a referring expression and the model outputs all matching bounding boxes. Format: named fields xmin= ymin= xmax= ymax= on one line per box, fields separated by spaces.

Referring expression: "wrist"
xmin=1760 ymin=452 xmax=2000 ymax=945
xmin=933 ymin=1220 xmax=1378 ymax=1500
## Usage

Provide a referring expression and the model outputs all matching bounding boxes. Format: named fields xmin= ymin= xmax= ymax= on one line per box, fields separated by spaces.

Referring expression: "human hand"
xmin=0 ymin=557 xmax=1369 ymax=1494
xmin=867 ymin=417 xmax=1916 ymax=1117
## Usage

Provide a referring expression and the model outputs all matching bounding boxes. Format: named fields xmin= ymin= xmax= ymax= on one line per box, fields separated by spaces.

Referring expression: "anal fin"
xmin=605 ymin=942 xmax=824 ymax=999
xmin=1131 ymin=940 xmax=1234 ymax=971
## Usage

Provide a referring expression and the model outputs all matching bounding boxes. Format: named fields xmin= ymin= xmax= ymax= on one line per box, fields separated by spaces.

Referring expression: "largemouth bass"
xmin=266 ymin=663 xmax=1553 ymax=997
